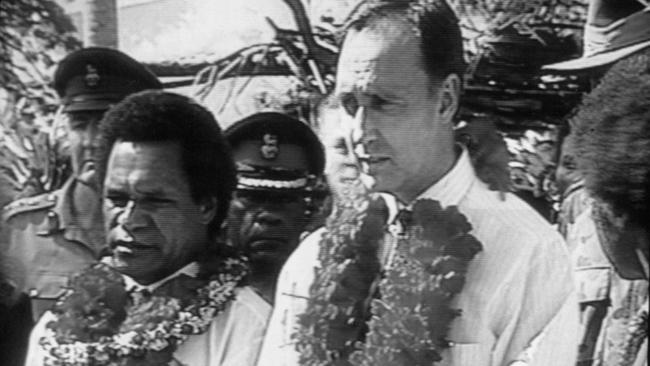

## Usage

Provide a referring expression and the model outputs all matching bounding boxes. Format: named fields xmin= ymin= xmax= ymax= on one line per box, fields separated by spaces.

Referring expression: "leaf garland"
xmin=295 ymin=187 xmax=483 ymax=366
xmin=294 ymin=181 xmax=387 ymax=365
xmin=350 ymin=199 xmax=482 ymax=366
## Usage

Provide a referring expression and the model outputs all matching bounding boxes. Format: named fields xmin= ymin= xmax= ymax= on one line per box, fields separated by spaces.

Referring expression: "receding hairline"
xmin=343 ymin=9 xmax=457 ymax=87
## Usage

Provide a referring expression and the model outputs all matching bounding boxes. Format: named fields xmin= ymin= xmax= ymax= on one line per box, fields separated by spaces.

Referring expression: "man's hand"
xmin=455 ymin=117 xmax=511 ymax=199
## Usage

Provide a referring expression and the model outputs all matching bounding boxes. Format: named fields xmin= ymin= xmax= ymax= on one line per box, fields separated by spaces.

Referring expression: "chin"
xmin=366 ymin=174 xmax=401 ymax=195
xmin=249 ymin=254 xmax=287 ymax=274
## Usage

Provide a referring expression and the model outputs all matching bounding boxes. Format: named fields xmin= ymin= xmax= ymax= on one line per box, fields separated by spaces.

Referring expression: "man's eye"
xmin=68 ymin=119 xmax=89 ymax=130
xmin=331 ymin=137 xmax=349 ymax=155
xmin=371 ymin=95 xmax=395 ymax=111
xmin=341 ymin=94 xmax=359 ymax=116
xmin=141 ymin=197 xmax=174 ymax=206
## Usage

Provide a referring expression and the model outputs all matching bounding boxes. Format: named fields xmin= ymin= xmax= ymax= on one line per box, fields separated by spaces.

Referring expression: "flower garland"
xmin=294 ymin=181 xmax=386 ymax=365
xmin=39 ymin=256 xmax=248 ymax=366
xmin=295 ymin=185 xmax=483 ymax=366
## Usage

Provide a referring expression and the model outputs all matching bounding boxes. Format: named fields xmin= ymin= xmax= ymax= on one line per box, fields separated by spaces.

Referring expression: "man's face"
xmin=227 ymin=190 xmax=309 ymax=272
xmin=66 ymin=110 xmax=104 ymax=186
xmin=555 ymin=152 xmax=581 ymax=196
xmin=335 ymin=16 xmax=456 ymax=198
xmin=103 ymin=141 xmax=214 ymax=285
xmin=318 ymin=104 xmax=359 ymax=195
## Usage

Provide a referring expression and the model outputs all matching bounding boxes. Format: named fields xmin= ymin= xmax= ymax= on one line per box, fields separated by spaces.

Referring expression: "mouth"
xmin=357 ymin=154 xmax=391 ymax=174
xmin=77 ymin=161 xmax=96 ymax=185
xmin=111 ymin=240 xmax=157 ymax=253
xmin=338 ymin=164 xmax=360 ymax=182
xmin=356 ymin=153 xmax=390 ymax=164
xmin=247 ymin=236 xmax=288 ymax=255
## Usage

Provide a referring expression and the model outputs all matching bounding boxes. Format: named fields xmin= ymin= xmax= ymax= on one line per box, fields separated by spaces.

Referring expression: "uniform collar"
xmin=562 ymin=179 xmax=585 ymax=200
xmin=413 ymin=147 xmax=476 ymax=208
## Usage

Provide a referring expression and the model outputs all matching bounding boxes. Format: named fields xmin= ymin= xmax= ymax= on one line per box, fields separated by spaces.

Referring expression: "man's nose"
xmin=116 ymin=201 xmax=148 ymax=229
xmin=81 ymin=123 xmax=100 ymax=148
xmin=350 ymin=106 xmax=366 ymax=145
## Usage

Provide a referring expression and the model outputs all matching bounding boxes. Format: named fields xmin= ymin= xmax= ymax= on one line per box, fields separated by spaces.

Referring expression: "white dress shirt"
xmin=25 ymin=262 xmax=271 ymax=366
xmin=257 ymin=150 xmax=579 ymax=366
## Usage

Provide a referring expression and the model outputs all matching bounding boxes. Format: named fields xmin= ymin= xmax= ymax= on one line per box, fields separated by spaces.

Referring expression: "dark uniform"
xmin=1 ymin=48 xmax=161 ymax=320
xmin=223 ymin=112 xmax=327 ymax=302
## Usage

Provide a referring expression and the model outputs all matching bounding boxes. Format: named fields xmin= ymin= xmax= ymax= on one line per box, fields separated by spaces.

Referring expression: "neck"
xmin=249 ymin=268 xmax=279 ymax=305
xmin=395 ymin=144 xmax=458 ymax=204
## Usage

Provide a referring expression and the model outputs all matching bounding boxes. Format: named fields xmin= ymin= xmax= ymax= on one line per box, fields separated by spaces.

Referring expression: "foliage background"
xmin=0 ymin=0 xmax=80 ymax=205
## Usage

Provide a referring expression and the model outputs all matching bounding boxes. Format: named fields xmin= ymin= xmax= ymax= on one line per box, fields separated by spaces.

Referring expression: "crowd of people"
xmin=0 ymin=0 xmax=648 ymax=365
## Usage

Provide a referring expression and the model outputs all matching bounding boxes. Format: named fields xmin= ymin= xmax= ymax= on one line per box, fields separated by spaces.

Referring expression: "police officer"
xmin=1 ymin=47 xmax=162 ymax=320
xmin=224 ymin=112 xmax=326 ymax=304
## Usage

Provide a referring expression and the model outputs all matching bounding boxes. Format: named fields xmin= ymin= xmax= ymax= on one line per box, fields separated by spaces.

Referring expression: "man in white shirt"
xmin=25 ymin=91 xmax=270 ymax=366
xmin=258 ymin=1 xmax=578 ymax=365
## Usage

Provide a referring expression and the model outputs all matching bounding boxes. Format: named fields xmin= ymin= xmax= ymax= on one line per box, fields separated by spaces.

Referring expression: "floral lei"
xmin=294 ymin=181 xmax=483 ymax=365
xmin=39 ymin=256 xmax=248 ymax=366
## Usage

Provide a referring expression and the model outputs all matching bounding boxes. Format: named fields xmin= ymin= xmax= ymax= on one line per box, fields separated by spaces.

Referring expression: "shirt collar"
xmin=414 ymin=147 xmax=476 ymax=208
xmin=101 ymin=258 xmax=200 ymax=293
xmin=383 ymin=148 xmax=476 ymax=224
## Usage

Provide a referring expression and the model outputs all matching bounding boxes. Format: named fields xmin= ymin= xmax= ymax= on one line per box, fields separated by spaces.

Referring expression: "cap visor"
xmin=543 ymin=40 xmax=650 ymax=71
xmin=62 ymin=100 xmax=113 ymax=113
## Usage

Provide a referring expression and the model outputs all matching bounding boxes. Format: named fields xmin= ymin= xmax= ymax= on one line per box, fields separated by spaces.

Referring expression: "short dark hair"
xmin=571 ymin=47 xmax=650 ymax=225
xmin=96 ymin=90 xmax=236 ymax=235
xmin=344 ymin=0 xmax=465 ymax=82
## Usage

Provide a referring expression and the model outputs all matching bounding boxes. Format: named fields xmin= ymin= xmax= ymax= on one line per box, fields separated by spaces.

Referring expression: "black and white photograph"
xmin=0 ymin=0 xmax=648 ymax=365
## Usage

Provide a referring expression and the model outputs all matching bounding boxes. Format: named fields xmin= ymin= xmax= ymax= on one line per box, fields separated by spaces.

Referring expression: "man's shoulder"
xmin=2 ymin=191 xmax=59 ymax=224
xmin=274 ymin=228 xmax=324 ymax=292
xmin=287 ymin=228 xmax=325 ymax=267
xmin=464 ymin=185 xmax=566 ymax=255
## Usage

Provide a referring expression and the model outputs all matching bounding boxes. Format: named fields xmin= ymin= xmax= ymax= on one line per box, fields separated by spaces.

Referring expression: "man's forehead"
xmin=338 ymin=19 xmax=423 ymax=88
xmin=107 ymin=140 xmax=184 ymax=174
xmin=341 ymin=19 xmax=419 ymax=61
xmin=105 ymin=141 xmax=187 ymax=192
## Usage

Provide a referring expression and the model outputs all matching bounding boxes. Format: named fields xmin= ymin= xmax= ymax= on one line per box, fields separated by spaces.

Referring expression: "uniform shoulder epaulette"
xmin=2 ymin=192 xmax=58 ymax=222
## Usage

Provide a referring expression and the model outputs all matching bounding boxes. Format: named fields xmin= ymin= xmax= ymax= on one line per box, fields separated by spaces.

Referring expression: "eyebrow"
xmin=133 ymin=186 xmax=170 ymax=197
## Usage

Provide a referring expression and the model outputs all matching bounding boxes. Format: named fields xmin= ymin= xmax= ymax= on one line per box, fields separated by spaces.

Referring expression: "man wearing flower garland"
xmin=25 ymin=91 xmax=271 ymax=366
xmin=224 ymin=112 xmax=327 ymax=304
xmin=1 ymin=48 xmax=162 ymax=323
xmin=258 ymin=1 xmax=578 ymax=365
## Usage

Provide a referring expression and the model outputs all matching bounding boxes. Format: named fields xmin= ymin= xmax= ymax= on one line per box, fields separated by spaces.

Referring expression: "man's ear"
xmin=438 ymin=73 xmax=461 ymax=125
xmin=199 ymin=197 xmax=218 ymax=224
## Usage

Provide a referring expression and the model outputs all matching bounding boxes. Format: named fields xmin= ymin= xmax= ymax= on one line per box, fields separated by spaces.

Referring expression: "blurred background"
xmin=1 ymin=0 xmax=595 ymax=219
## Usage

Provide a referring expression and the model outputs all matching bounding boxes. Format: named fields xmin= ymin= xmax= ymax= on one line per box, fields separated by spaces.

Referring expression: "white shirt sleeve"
xmin=256 ymin=229 xmax=323 ymax=366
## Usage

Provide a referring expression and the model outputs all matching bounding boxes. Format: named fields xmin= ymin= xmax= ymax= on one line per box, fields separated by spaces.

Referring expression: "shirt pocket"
xmin=30 ymin=272 xmax=69 ymax=300
xmin=574 ymin=266 xmax=611 ymax=303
